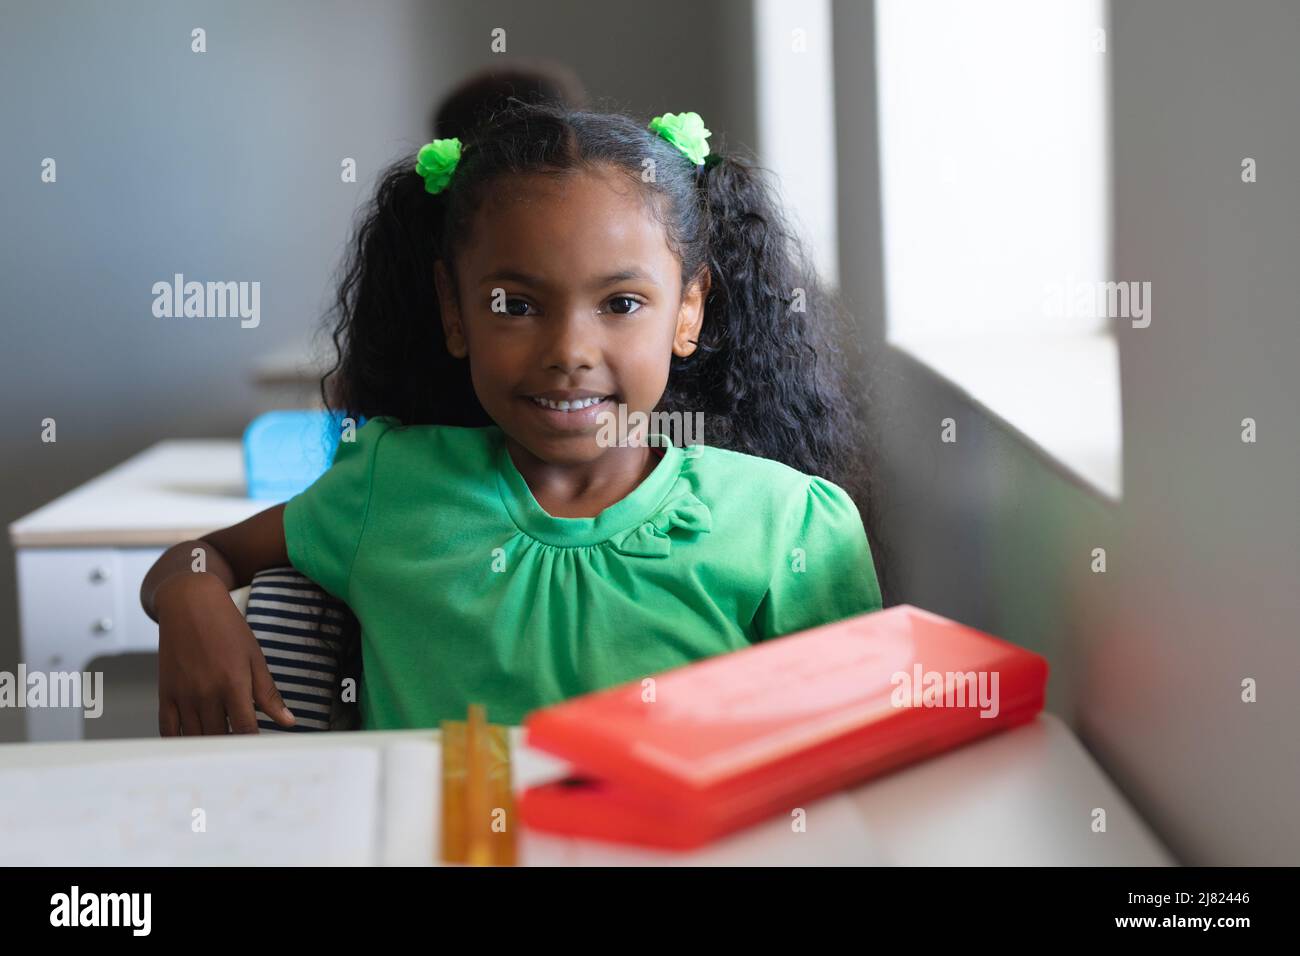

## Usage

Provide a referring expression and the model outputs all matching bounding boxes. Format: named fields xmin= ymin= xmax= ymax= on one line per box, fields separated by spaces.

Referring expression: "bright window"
xmin=875 ymin=0 xmax=1121 ymax=499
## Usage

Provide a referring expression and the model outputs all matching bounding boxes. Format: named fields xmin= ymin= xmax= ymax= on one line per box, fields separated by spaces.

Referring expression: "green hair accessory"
xmin=415 ymin=138 xmax=462 ymax=194
xmin=648 ymin=111 xmax=712 ymax=166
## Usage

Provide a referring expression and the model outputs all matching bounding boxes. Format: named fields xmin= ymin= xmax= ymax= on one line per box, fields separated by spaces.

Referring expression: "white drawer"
xmin=14 ymin=549 xmax=129 ymax=666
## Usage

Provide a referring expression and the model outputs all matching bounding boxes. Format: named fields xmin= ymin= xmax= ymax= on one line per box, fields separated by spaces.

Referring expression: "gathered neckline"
xmin=493 ymin=430 xmax=688 ymax=548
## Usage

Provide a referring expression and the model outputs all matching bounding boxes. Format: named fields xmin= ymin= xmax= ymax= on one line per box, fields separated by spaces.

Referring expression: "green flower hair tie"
xmin=648 ymin=111 xmax=712 ymax=166
xmin=415 ymin=137 xmax=462 ymax=194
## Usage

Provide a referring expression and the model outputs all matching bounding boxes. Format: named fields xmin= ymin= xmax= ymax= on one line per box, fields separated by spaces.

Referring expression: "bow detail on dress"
xmin=608 ymin=483 xmax=712 ymax=558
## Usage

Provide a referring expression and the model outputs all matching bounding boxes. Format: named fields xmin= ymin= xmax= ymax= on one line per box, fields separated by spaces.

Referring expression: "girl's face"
xmin=435 ymin=165 xmax=707 ymax=468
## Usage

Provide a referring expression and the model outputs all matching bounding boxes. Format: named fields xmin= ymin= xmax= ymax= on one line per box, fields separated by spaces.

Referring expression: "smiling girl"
xmin=141 ymin=103 xmax=886 ymax=734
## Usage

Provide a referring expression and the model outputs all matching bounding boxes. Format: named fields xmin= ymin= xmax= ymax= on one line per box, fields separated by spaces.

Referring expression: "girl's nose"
xmin=543 ymin=310 xmax=600 ymax=373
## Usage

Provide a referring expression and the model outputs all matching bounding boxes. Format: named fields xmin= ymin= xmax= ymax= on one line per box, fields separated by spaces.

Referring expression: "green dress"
xmin=283 ymin=416 xmax=883 ymax=728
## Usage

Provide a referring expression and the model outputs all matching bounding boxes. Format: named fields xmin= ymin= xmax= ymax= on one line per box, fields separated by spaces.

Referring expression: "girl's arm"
xmin=140 ymin=504 xmax=298 ymax=736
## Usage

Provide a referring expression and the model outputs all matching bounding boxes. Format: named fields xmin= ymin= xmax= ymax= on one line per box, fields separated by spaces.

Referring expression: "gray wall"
xmin=834 ymin=0 xmax=1299 ymax=865
xmin=1096 ymin=0 xmax=1299 ymax=867
xmin=0 ymin=0 xmax=756 ymax=743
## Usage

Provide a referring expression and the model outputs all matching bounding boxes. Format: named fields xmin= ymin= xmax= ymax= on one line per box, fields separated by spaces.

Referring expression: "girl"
xmin=141 ymin=102 xmax=887 ymax=735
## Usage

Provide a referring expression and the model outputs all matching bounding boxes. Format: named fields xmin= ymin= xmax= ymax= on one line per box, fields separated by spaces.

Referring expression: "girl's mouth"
xmin=521 ymin=394 xmax=618 ymax=430
xmin=528 ymin=394 xmax=612 ymax=411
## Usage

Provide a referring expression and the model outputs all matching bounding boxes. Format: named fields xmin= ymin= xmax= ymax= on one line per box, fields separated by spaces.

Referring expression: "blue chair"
xmin=243 ymin=410 xmax=364 ymax=501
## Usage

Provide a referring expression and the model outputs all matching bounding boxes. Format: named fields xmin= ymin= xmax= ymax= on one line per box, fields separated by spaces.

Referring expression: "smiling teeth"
xmin=531 ymin=395 xmax=608 ymax=411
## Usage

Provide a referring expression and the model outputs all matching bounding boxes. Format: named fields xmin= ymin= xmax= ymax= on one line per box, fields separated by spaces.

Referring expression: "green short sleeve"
xmin=282 ymin=416 xmax=395 ymax=601
xmin=753 ymin=476 xmax=884 ymax=640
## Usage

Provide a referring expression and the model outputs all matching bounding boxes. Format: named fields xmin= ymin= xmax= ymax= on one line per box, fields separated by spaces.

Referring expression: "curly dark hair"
xmin=321 ymin=99 xmax=892 ymax=605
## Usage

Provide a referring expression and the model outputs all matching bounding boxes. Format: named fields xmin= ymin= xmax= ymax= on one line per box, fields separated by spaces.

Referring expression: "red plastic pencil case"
xmin=518 ymin=604 xmax=1048 ymax=850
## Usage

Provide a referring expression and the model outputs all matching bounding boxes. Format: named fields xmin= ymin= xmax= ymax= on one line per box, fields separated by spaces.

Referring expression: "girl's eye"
xmin=502 ymin=298 xmax=535 ymax=317
xmin=605 ymin=296 xmax=642 ymax=316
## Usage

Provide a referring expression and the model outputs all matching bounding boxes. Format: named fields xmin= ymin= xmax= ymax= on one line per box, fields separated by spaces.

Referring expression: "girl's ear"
xmin=673 ymin=267 xmax=711 ymax=358
xmin=434 ymin=260 xmax=468 ymax=359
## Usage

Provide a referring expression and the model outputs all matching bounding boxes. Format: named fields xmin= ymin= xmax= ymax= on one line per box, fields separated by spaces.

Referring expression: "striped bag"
xmin=240 ymin=566 xmax=361 ymax=732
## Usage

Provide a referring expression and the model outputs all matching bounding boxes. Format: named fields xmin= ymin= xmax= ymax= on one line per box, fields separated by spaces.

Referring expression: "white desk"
xmin=0 ymin=715 xmax=1174 ymax=866
xmin=8 ymin=441 xmax=260 ymax=740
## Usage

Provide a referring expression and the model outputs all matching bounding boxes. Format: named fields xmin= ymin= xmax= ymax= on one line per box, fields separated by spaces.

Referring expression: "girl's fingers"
xmin=225 ymin=685 xmax=261 ymax=735
xmin=250 ymin=654 xmax=295 ymax=727
xmin=198 ymin=700 xmax=231 ymax=735
xmin=158 ymin=700 xmax=182 ymax=737
xmin=178 ymin=705 xmax=203 ymax=737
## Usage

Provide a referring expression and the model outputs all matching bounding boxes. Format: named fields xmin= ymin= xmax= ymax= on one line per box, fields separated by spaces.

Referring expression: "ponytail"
xmin=658 ymin=156 xmax=860 ymax=486
xmin=659 ymin=153 xmax=892 ymax=602
xmin=322 ymin=158 xmax=488 ymax=428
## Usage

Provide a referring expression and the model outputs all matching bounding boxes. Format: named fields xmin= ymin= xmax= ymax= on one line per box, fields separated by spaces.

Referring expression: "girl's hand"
xmin=155 ymin=572 xmax=296 ymax=735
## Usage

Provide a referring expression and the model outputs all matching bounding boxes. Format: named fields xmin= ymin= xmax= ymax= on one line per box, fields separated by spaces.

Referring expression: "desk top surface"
xmin=0 ymin=714 xmax=1174 ymax=866
xmin=9 ymin=440 xmax=259 ymax=548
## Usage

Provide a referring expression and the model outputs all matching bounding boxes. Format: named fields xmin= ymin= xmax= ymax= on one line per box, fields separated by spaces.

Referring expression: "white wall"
xmin=834 ymin=0 xmax=1299 ymax=864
